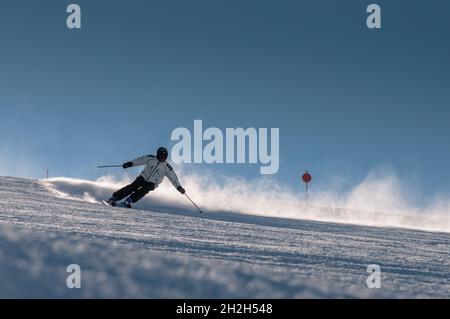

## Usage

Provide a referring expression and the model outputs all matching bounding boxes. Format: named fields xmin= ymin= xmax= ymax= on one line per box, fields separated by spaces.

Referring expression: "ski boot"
xmin=122 ymin=197 xmax=133 ymax=209
xmin=106 ymin=196 xmax=118 ymax=207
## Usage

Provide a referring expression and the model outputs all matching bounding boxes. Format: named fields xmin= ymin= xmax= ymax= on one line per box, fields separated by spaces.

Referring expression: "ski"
xmin=101 ymin=200 xmax=133 ymax=209
xmin=101 ymin=200 xmax=116 ymax=207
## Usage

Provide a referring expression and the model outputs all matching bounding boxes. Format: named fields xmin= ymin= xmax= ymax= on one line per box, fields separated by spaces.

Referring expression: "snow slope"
xmin=0 ymin=176 xmax=449 ymax=298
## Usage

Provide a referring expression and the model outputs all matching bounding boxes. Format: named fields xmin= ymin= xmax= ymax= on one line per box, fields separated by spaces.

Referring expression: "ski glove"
xmin=122 ymin=162 xmax=133 ymax=169
xmin=177 ymin=186 xmax=186 ymax=194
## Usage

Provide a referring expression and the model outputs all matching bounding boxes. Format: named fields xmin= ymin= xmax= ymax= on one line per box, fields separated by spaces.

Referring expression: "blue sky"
xmin=1 ymin=0 xmax=449 ymax=200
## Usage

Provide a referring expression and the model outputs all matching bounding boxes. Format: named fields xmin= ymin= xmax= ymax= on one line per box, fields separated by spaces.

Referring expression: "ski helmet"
xmin=156 ymin=147 xmax=168 ymax=162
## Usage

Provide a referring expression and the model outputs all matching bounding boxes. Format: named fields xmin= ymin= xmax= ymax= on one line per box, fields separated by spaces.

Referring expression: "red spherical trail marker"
xmin=302 ymin=171 xmax=312 ymax=202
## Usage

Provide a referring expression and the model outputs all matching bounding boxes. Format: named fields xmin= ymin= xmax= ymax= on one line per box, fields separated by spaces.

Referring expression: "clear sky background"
xmin=1 ymin=0 xmax=449 ymax=201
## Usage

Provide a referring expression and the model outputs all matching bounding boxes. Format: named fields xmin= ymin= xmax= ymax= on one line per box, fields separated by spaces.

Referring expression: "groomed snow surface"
xmin=0 ymin=176 xmax=449 ymax=298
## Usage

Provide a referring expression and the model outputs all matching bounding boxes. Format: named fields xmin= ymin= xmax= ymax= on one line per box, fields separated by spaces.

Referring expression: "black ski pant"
xmin=113 ymin=176 xmax=155 ymax=203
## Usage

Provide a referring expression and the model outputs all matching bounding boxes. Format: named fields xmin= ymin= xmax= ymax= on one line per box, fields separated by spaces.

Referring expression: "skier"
xmin=106 ymin=147 xmax=185 ymax=208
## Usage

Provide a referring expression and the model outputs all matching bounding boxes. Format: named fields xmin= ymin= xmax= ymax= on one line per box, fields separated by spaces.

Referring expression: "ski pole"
xmin=185 ymin=193 xmax=203 ymax=213
xmin=95 ymin=165 xmax=123 ymax=169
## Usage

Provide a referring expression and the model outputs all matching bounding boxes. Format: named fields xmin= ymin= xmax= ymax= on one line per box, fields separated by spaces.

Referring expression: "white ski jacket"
xmin=130 ymin=155 xmax=181 ymax=188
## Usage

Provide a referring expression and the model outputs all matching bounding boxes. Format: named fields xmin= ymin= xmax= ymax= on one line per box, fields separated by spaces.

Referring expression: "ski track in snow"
xmin=0 ymin=176 xmax=449 ymax=298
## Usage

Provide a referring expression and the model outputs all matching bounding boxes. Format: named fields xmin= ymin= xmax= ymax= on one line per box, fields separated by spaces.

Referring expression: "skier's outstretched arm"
xmin=166 ymin=164 xmax=185 ymax=194
xmin=122 ymin=155 xmax=153 ymax=169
